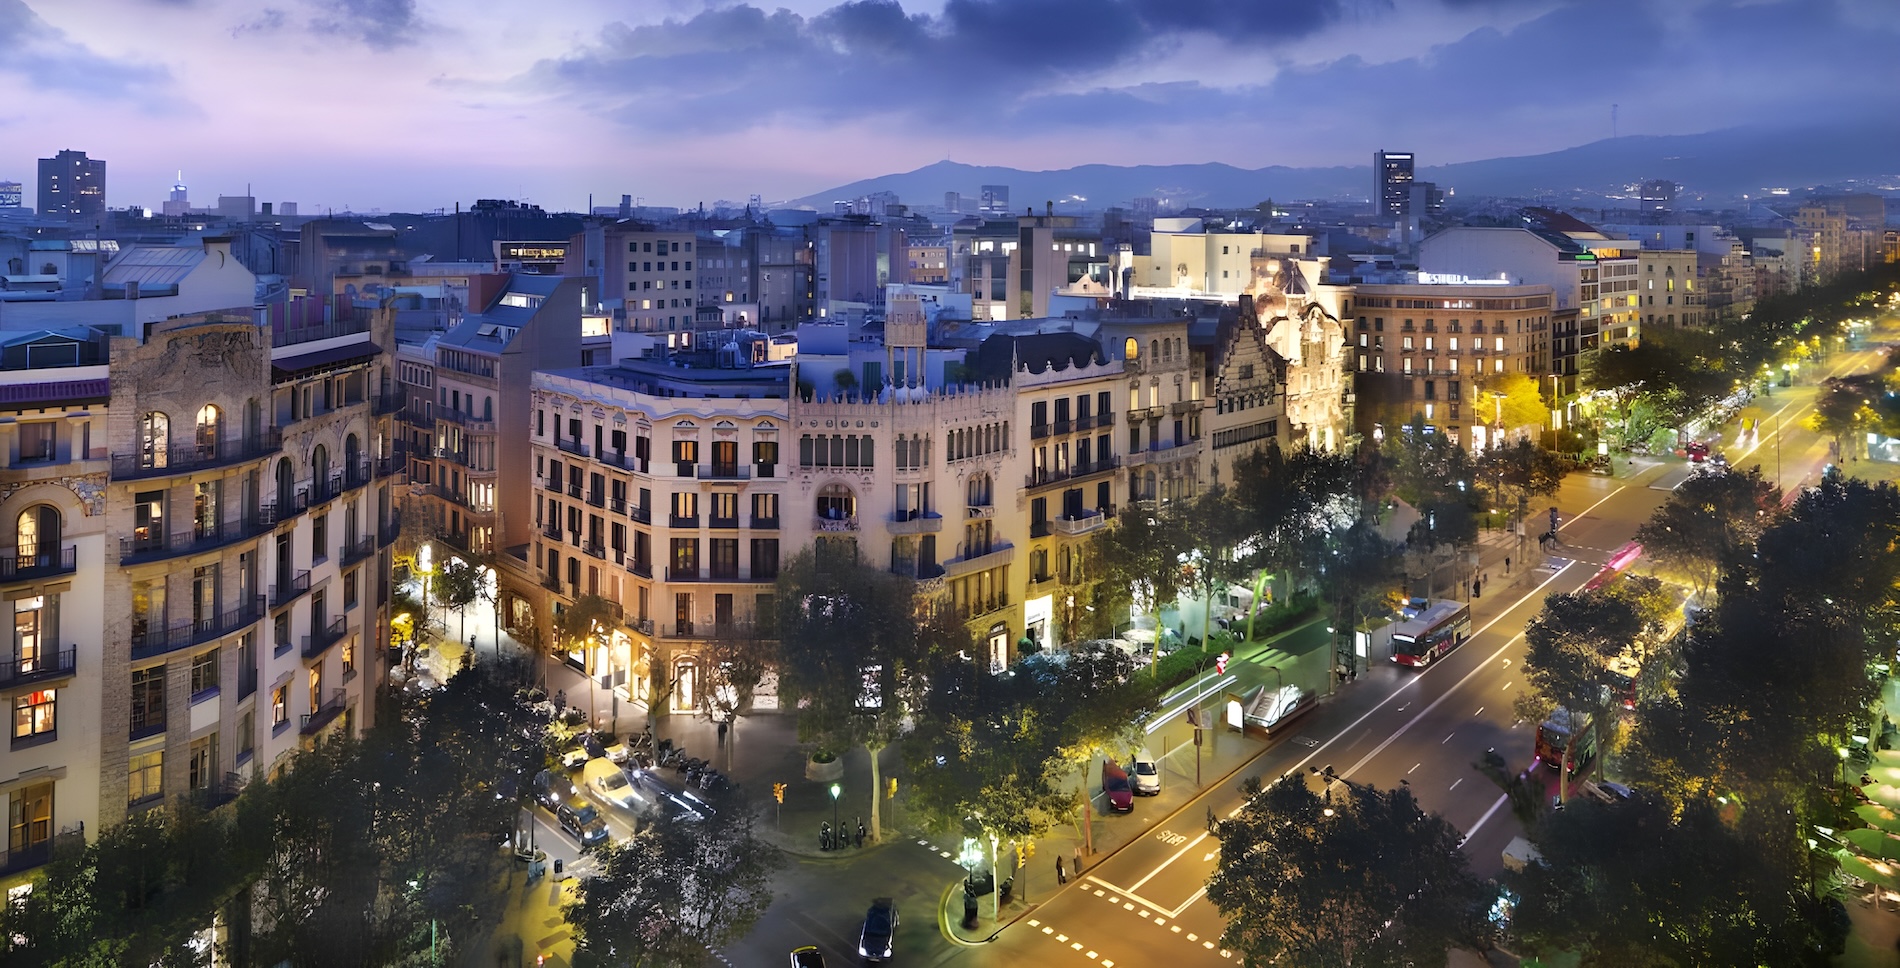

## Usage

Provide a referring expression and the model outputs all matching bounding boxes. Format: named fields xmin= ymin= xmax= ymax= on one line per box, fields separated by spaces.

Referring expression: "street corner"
xmin=939 ymin=875 xmax=1043 ymax=946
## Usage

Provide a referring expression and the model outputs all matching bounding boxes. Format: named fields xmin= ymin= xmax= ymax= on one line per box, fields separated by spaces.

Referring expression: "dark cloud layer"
xmin=2 ymin=0 xmax=175 ymax=102
xmin=525 ymin=0 xmax=1900 ymax=164
xmin=308 ymin=0 xmax=421 ymax=49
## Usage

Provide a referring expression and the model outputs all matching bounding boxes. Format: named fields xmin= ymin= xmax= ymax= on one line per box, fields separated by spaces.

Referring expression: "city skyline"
xmin=3 ymin=0 xmax=1896 ymax=213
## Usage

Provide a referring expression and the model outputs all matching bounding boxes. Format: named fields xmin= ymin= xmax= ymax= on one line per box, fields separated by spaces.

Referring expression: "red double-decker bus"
xmin=1390 ymin=599 xmax=1472 ymax=667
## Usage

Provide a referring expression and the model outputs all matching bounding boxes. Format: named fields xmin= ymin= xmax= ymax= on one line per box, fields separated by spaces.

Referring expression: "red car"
xmin=1685 ymin=440 xmax=1710 ymax=463
xmin=1103 ymin=760 xmax=1134 ymax=813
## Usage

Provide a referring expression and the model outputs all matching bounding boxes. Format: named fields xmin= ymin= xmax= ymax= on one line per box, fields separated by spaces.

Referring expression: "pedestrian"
xmin=1472 ymin=580 xmax=1481 ymax=599
xmin=1482 ymin=572 xmax=1489 ymax=593
xmin=1056 ymin=856 xmax=1067 ymax=884
xmin=1073 ymin=844 xmax=1084 ymax=873
xmin=1505 ymin=556 xmax=1511 ymax=574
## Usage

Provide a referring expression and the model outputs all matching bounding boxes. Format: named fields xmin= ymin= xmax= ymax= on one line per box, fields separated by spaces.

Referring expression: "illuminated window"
xmin=12 ymin=689 xmax=55 ymax=739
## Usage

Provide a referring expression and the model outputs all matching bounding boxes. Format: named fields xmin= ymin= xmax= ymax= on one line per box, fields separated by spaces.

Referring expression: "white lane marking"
xmin=1029 ymin=919 xmax=1041 ymax=926
xmin=1087 ymin=952 xmax=1098 ymax=960
xmin=1203 ymin=850 xmax=1216 ymax=862
xmin=1408 ymin=762 xmax=1421 ymax=774
xmin=1057 ymin=933 xmax=1069 ymax=942
xmin=1187 ymin=933 xmax=1198 ymax=941
xmin=1460 ymin=794 xmax=1511 ymax=846
xmin=1126 ymin=831 xmax=1210 ymax=893
xmin=1171 ymin=926 xmax=1183 ymax=933
xmin=1274 ymin=561 xmax=1579 ymax=791
xmin=1501 ymin=681 xmax=1513 ymax=692
xmin=1441 ymin=732 xmax=1456 ymax=745
xmin=1559 ymin=485 xmax=1627 ymax=532
xmin=1474 ymin=706 xmax=1485 ymax=717
xmin=1449 ymin=778 xmax=1463 ymax=791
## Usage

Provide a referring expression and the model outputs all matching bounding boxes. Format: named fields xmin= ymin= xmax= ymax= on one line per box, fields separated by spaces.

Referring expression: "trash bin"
xmin=554 ymin=858 xmax=564 ymax=877
xmin=999 ymin=876 xmax=1014 ymax=904
xmin=963 ymin=893 xmax=978 ymax=926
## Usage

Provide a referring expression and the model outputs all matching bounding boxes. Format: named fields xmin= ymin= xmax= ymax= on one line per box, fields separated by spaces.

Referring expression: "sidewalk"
xmin=942 ymin=617 xmax=1334 ymax=942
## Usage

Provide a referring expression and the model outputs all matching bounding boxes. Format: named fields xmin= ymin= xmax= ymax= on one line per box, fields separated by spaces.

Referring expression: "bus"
xmin=1581 ymin=541 xmax=1642 ymax=592
xmin=1535 ymin=708 xmax=1597 ymax=775
xmin=1390 ymin=599 xmax=1473 ymax=667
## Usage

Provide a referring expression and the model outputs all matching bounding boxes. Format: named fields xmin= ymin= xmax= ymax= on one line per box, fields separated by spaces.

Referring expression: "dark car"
xmin=1103 ymin=760 xmax=1134 ymax=813
xmin=631 ymin=769 xmax=715 ymax=822
xmin=556 ymin=797 xmax=610 ymax=847
xmin=790 ymin=946 xmax=826 ymax=968
xmin=533 ymin=769 xmax=574 ymax=812
xmin=858 ymin=898 xmax=897 ymax=963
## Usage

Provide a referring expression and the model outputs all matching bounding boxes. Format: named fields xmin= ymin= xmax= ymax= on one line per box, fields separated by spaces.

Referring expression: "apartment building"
xmin=1133 ymin=221 xmax=1317 ymax=297
xmin=0 ymin=300 xmax=400 ymax=882
xmin=1098 ymin=309 xmax=1205 ymax=507
xmin=907 ymin=243 xmax=949 ymax=285
xmin=1632 ymin=249 xmax=1704 ymax=331
xmin=1344 ymin=276 xmax=1553 ymax=448
xmin=528 ymin=349 xmax=791 ymax=717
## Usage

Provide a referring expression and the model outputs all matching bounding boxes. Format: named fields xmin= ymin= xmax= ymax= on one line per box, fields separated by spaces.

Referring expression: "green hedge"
xmin=1246 ymin=591 xmax=1319 ymax=640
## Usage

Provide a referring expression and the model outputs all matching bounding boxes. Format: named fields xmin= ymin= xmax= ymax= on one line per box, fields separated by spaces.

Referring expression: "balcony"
xmin=1030 ymin=423 xmax=1051 ymax=440
xmin=370 ymin=388 xmax=406 ymax=417
xmin=669 ymin=514 xmax=700 ymax=529
xmin=956 ymin=594 xmax=1013 ymax=623
xmin=378 ymin=511 xmax=402 ymax=548
xmin=609 ymin=497 xmax=627 ymax=514
xmin=187 ymin=771 xmax=244 ymax=813
xmin=1073 ymin=414 xmax=1095 ymax=432
xmin=542 ymin=523 xmax=562 ymax=542
xmin=598 ymin=450 xmax=642 ymax=472
xmin=1170 ymin=399 xmax=1201 ymax=416
xmin=1096 ymin=411 xmax=1115 ymax=428
xmin=1053 ymin=510 xmax=1108 ymax=537
xmin=815 ymin=513 xmax=859 ymax=533
xmin=587 ymin=491 xmax=606 ymax=509
xmin=629 ymin=560 xmax=653 ymax=579
xmin=966 ymin=504 xmax=994 ymax=520
xmin=400 ymin=408 xmax=435 ymax=430
xmin=1030 ymin=520 xmax=1051 ymax=538
xmin=0 ymin=823 xmax=83 ymax=878
xmin=635 ymin=618 xmax=654 ymax=635
xmin=1024 ymin=456 xmax=1121 ymax=491
xmin=888 ymin=509 xmax=943 ymax=535
xmin=131 ymin=596 xmax=266 ymax=661
xmin=749 ymin=515 xmax=780 ymax=530
xmin=943 ymin=541 xmax=1015 ymax=579
xmin=341 ymin=534 xmax=376 ymax=567
xmin=373 ymin=446 xmax=408 ymax=479
xmin=300 ymin=688 xmax=348 ymax=735
xmin=110 ymin=430 xmax=282 ymax=482
xmin=302 ymin=616 xmax=347 ymax=661
xmin=270 ymin=570 xmax=312 ymax=609
xmin=709 ymin=515 xmax=740 ymax=530
xmin=121 ymin=512 xmax=279 ymax=565
xmin=308 ymin=474 xmax=345 ymax=506
xmin=555 ymin=437 xmax=591 ymax=459
xmin=583 ymin=541 xmax=606 ymax=560
xmin=696 ymin=464 xmax=750 ymax=482
xmin=667 ymin=566 xmax=758 ymax=583
xmin=0 ymin=545 xmax=76 ymax=583
xmin=674 ymin=621 xmax=695 ymax=637
xmin=438 ymin=409 xmax=496 ymax=433
xmin=629 ymin=505 xmax=651 ymax=525
xmin=540 ymin=573 xmax=562 ymax=593
xmin=1053 ymin=418 xmax=1072 ymax=435
xmin=0 ymin=646 xmax=75 ymax=690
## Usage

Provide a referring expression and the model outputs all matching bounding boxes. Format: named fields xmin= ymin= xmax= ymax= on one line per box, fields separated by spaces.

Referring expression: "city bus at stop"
xmin=1390 ymin=599 xmax=1473 ymax=667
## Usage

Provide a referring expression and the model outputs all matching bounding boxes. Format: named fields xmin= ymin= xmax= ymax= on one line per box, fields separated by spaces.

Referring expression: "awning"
xmin=272 ymin=341 xmax=381 ymax=379
xmin=1842 ymin=827 xmax=1900 ymax=860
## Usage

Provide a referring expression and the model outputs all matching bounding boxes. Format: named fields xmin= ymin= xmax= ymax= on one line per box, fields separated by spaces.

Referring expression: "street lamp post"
xmin=829 ymin=782 xmax=842 ymax=848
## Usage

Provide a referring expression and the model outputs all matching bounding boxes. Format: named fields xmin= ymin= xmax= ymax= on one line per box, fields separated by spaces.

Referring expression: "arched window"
xmin=816 ymin=483 xmax=855 ymax=521
xmin=275 ymin=457 xmax=295 ymax=508
xmin=244 ymin=398 xmax=262 ymax=440
xmin=344 ymin=434 xmax=361 ymax=475
xmin=195 ymin=404 xmax=221 ymax=460
xmin=483 ymin=396 xmax=494 ymax=421
xmin=1150 ymin=339 xmax=1160 ymax=361
xmin=1124 ymin=337 xmax=1139 ymax=361
xmin=16 ymin=505 xmax=59 ymax=567
xmin=311 ymin=444 xmax=329 ymax=490
xmin=139 ymin=412 xmax=170 ymax=469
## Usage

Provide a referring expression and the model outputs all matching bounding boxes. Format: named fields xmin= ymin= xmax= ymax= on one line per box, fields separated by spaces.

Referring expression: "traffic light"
xmin=1015 ymin=844 xmax=1026 ymax=868
xmin=772 ymin=782 xmax=786 ymax=804
xmin=886 ymin=776 xmax=898 ymax=799
xmin=1024 ymin=840 xmax=1035 ymax=859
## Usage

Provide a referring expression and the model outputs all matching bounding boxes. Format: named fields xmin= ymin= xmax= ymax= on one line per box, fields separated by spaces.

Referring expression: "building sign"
xmin=494 ymin=242 xmax=568 ymax=262
xmin=1416 ymin=272 xmax=1513 ymax=286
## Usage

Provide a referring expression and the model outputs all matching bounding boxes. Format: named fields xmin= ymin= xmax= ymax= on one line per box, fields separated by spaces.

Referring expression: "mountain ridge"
xmin=780 ymin=123 xmax=1900 ymax=212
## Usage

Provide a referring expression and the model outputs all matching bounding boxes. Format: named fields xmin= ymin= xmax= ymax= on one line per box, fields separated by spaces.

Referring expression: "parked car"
xmin=858 ymin=898 xmax=898 ymax=963
xmin=631 ymin=769 xmax=713 ymax=822
xmin=789 ymin=945 xmax=826 ymax=968
xmin=556 ymin=797 xmax=610 ymax=847
xmin=578 ymin=731 xmax=608 ymax=760
xmin=1103 ymin=760 xmax=1134 ymax=813
xmin=1131 ymin=750 xmax=1160 ymax=796
xmin=605 ymin=741 xmax=631 ymax=765
xmin=560 ymin=744 xmax=591 ymax=770
xmin=584 ymin=759 xmax=641 ymax=812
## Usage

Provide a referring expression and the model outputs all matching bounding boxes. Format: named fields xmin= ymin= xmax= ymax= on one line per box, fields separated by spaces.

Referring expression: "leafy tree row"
xmin=0 ymin=656 xmax=546 ymax=968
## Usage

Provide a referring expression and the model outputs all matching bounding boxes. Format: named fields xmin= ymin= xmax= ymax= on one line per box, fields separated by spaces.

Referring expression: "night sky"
xmin=3 ymin=0 xmax=1895 ymax=211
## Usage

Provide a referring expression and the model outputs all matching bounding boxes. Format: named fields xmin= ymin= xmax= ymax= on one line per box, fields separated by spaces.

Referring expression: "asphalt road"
xmin=925 ymin=343 xmax=1890 ymax=968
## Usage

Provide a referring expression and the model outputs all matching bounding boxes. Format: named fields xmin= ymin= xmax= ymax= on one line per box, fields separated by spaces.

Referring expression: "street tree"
xmin=1476 ymin=370 xmax=1551 ymax=437
xmin=1229 ymin=445 xmax=1361 ymax=629
xmin=1521 ymin=590 xmax=1645 ymax=796
xmin=1632 ymin=466 xmax=1779 ymax=601
xmin=1510 ymin=793 xmax=1845 ymax=967
xmin=1808 ymin=373 xmax=1879 ymax=455
xmin=1477 ymin=437 xmax=1566 ymax=527
xmin=775 ymin=544 xmax=919 ymax=843
xmin=566 ymin=793 xmax=782 ymax=968
xmin=552 ymin=594 xmax=623 ymax=723
xmin=432 ymin=557 xmax=482 ymax=644
xmin=1045 ymin=645 xmax=1162 ymax=852
xmin=1318 ymin=519 xmax=1402 ymax=681
xmin=698 ymin=622 xmax=774 ymax=746
xmin=1208 ymin=774 xmax=1491 ymax=968
xmin=1088 ymin=501 xmax=1191 ymax=669
xmin=1178 ymin=486 xmax=1251 ymax=647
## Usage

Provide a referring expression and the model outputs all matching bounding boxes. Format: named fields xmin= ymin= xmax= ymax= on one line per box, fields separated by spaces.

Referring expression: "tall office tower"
xmin=1373 ymin=150 xmax=1414 ymax=220
xmin=980 ymin=184 xmax=1010 ymax=215
xmin=944 ymin=191 xmax=961 ymax=215
xmin=38 ymin=149 xmax=106 ymax=219
xmin=162 ymin=172 xmax=191 ymax=217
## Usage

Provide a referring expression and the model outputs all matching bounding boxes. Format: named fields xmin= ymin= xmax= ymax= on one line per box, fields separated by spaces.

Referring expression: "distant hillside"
xmin=783 ymin=123 xmax=1900 ymax=211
